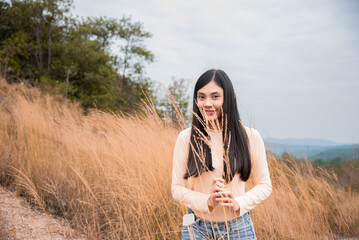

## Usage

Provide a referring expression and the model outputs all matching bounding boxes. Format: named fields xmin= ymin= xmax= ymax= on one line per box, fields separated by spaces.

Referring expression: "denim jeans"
xmin=181 ymin=208 xmax=257 ymax=240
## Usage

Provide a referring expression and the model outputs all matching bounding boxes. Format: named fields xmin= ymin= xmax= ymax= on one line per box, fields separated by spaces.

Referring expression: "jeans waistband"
xmin=187 ymin=208 xmax=250 ymax=228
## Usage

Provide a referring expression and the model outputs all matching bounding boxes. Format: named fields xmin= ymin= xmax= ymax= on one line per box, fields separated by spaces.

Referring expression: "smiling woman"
xmin=171 ymin=69 xmax=272 ymax=239
xmin=196 ymin=81 xmax=224 ymax=122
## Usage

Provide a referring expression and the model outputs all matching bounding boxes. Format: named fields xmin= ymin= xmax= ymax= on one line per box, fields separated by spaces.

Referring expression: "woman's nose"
xmin=204 ymin=98 xmax=212 ymax=107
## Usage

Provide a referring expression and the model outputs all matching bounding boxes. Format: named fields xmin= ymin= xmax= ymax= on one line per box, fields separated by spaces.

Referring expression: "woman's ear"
xmin=233 ymin=92 xmax=236 ymax=99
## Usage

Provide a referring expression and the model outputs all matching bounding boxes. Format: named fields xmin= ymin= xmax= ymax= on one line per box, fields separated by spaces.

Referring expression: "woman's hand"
xmin=216 ymin=189 xmax=241 ymax=214
xmin=207 ymin=178 xmax=225 ymax=211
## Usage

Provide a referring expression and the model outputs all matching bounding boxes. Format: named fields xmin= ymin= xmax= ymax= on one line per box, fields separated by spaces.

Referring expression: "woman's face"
xmin=196 ymin=80 xmax=224 ymax=121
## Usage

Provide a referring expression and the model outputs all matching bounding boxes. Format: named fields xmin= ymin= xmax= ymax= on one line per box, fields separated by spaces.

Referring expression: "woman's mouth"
xmin=205 ymin=110 xmax=215 ymax=115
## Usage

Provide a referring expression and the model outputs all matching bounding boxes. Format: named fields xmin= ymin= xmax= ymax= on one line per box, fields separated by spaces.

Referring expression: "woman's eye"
xmin=198 ymin=96 xmax=204 ymax=100
xmin=213 ymin=96 xmax=219 ymax=99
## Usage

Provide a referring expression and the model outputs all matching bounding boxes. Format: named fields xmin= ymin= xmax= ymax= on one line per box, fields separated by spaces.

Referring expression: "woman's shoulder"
xmin=242 ymin=124 xmax=261 ymax=140
xmin=177 ymin=127 xmax=192 ymax=141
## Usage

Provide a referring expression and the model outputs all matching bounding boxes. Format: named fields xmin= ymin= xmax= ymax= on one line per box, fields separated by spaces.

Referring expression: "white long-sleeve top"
xmin=171 ymin=125 xmax=272 ymax=222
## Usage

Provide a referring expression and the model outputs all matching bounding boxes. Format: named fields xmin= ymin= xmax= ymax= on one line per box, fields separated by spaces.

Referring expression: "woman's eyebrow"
xmin=197 ymin=91 xmax=221 ymax=95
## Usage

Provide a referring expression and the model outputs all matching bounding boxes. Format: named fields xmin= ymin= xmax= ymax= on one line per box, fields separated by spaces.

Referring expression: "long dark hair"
xmin=184 ymin=69 xmax=251 ymax=183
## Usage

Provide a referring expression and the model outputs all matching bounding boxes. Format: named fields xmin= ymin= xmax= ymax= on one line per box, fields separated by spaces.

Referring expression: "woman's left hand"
xmin=216 ymin=189 xmax=241 ymax=214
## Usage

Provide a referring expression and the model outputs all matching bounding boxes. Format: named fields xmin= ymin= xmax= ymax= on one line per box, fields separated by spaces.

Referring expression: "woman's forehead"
xmin=197 ymin=90 xmax=222 ymax=95
xmin=197 ymin=81 xmax=223 ymax=94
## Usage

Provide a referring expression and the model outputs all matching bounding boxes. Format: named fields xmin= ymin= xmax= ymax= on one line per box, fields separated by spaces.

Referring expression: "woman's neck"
xmin=207 ymin=118 xmax=223 ymax=131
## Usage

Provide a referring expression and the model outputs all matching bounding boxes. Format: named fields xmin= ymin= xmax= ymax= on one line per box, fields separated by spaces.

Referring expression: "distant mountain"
xmin=309 ymin=146 xmax=359 ymax=160
xmin=264 ymin=137 xmax=359 ymax=160
xmin=264 ymin=138 xmax=339 ymax=146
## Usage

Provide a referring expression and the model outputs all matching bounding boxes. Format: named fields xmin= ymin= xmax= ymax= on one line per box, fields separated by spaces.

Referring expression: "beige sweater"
xmin=171 ymin=125 xmax=272 ymax=222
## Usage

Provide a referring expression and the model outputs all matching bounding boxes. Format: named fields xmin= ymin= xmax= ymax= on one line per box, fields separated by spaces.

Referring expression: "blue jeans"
xmin=182 ymin=208 xmax=257 ymax=240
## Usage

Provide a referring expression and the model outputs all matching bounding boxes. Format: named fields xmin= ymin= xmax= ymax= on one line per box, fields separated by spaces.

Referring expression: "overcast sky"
xmin=73 ymin=0 xmax=359 ymax=144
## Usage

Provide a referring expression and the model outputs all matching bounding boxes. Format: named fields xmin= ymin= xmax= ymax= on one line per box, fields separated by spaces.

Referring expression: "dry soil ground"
xmin=0 ymin=186 xmax=85 ymax=240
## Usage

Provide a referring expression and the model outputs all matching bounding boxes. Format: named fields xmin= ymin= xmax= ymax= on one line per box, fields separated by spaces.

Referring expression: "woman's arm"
xmin=234 ymin=129 xmax=272 ymax=215
xmin=171 ymin=130 xmax=213 ymax=213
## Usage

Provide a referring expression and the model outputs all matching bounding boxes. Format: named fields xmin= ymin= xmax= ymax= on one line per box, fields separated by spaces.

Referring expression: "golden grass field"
xmin=0 ymin=79 xmax=358 ymax=239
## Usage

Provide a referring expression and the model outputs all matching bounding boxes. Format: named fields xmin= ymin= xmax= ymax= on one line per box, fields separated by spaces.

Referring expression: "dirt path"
xmin=0 ymin=186 xmax=85 ymax=240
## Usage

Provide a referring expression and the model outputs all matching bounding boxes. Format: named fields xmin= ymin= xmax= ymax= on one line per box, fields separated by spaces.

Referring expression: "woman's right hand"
xmin=207 ymin=178 xmax=225 ymax=211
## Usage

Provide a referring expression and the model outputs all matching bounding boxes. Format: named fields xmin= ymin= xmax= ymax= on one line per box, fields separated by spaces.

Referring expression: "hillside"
xmin=0 ymin=79 xmax=358 ymax=239
xmin=264 ymin=137 xmax=339 ymax=146
xmin=265 ymin=138 xmax=359 ymax=160
xmin=310 ymin=146 xmax=359 ymax=160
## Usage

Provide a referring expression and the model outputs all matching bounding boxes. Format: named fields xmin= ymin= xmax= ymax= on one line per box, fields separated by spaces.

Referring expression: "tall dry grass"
xmin=0 ymin=78 xmax=358 ymax=239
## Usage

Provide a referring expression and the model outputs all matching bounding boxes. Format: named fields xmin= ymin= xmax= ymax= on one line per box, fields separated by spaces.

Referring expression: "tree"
xmin=158 ymin=77 xmax=191 ymax=128
xmin=115 ymin=16 xmax=154 ymax=88
xmin=0 ymin=0 xmax=156 ymax=112
xmin=59 ymin=29 xmax=119 ymax=110
xmin=0 ymin=0 xmax=73 ymax=82
xmin=74 ymin=16 xmax=156 ymax=111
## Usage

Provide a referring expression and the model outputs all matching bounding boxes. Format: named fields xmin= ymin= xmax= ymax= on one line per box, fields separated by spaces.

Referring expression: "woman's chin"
xmin=204 ymin=116 xmax=219 ymax=122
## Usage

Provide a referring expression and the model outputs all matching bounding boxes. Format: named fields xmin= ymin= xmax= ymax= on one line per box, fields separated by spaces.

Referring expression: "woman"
xmin=171 ymin=69 xmax=272 ymax=239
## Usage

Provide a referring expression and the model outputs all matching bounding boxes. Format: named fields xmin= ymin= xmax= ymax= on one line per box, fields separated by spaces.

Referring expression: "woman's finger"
xmin=216 ymin=197 xmax=232 ymax=203
xmin=220 ymin=202 xmax=234 ymax=207
xmin=215 ymin=182 xmax=225 ymax=189
xmin=218 ymin=190 xmax=232 ymax=197
xmin=217 ymin=178 xmax=225 ymax=184
xmin=217 ymin=178 xmax=225 ymax=183
xmin=212 ymin=178 xmax=218 ymax=185
xmin=213 ymin=178 xmax=225 ymax=184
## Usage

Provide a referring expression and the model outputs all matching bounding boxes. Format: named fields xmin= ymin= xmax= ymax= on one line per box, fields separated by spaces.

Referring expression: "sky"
xmin=73 ymin=0 xmax=359 ymax=144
